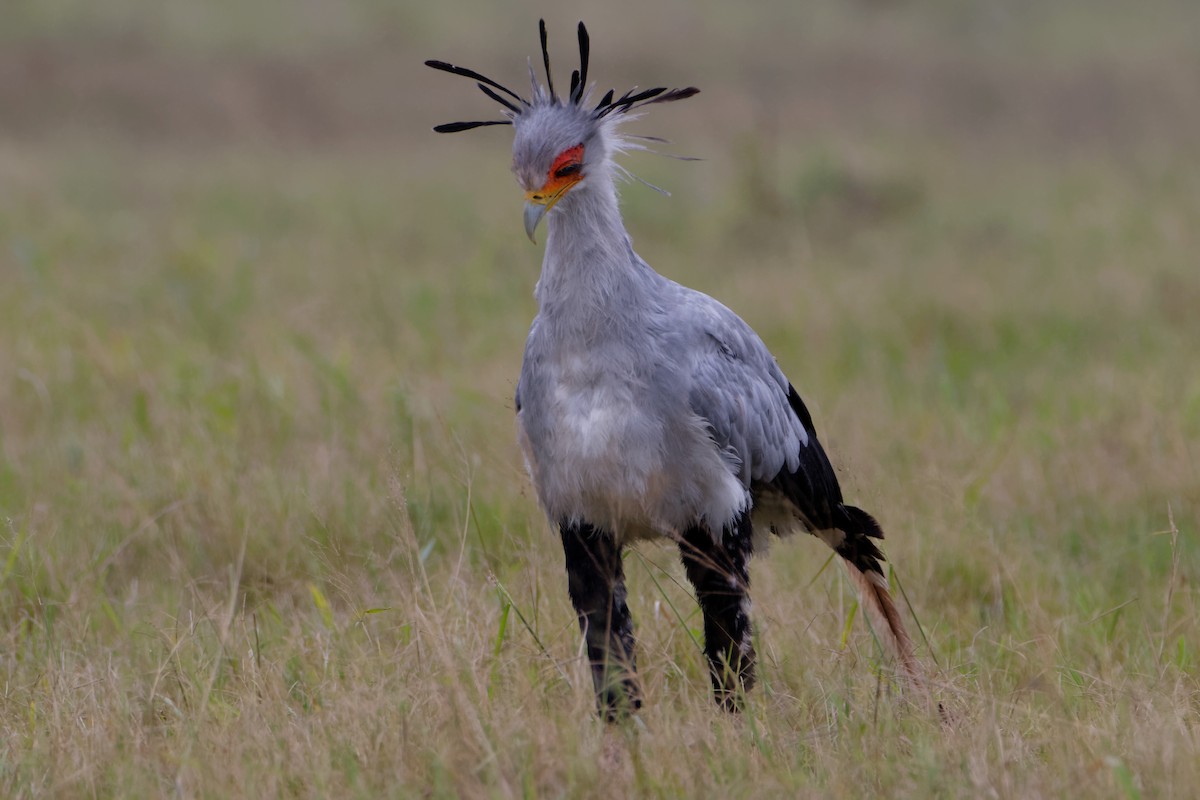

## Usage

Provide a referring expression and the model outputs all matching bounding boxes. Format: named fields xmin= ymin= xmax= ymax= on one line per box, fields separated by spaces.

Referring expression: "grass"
xmin=2 ymin=1 xmax=1199 ymax=796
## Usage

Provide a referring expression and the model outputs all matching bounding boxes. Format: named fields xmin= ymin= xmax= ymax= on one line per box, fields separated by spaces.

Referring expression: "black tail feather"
xmin=833 ymin=504 xmax=887 ymax=576
xmin=833 ymin=506 xmax=924 ymax=687
xmin=838 ymin=504 xmax=884 ymax=539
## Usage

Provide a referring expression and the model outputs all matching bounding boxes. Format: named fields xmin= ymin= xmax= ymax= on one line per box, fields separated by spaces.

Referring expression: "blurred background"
xmin=5 ymin=0 xmax=1200 ymax=150
xmin=1 ymin=0 xmax=1199 ymax=795
xmin=4 ymin=0 xmax=1196 ymax=589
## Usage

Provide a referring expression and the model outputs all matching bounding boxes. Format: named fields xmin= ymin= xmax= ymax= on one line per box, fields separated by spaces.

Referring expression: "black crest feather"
xmin=433 ymin=120 xmax=512 ymax=134
xmin=478 ymin=83 xmax=521 ymax=114
xmin=539 ymin=19 xmax=556 ymax=101
xmin=594 ymin=89 xmax=615 ymax=112
xmin=427 ymin=21 xmax=698 ymax=134
xmin=597 ymin=87 xmax=667 ymax=117
xmin=425 ymin=60 xmax=526 ymax=104
xmin=637 ymin=86 xmax=700 ymax=107
xmin=573 ymin=22 xmax=590 ymax=104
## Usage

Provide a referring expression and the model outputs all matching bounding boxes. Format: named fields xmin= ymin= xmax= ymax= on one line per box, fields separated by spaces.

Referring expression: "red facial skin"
xmin=527 ymin=144 xmax=585 ymax=204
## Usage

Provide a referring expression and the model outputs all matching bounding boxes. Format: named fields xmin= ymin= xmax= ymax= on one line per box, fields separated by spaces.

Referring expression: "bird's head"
xmin=427 ymin=20 xmax=699 ymax=243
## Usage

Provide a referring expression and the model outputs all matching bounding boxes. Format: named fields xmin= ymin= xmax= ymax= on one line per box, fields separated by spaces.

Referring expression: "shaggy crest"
xmin=426 ymin=20 xmax=699 ymax=133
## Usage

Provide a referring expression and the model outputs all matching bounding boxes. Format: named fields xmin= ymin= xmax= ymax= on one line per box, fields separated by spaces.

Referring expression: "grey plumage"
xmin=430 ymin=20 xmax=922 ymax=717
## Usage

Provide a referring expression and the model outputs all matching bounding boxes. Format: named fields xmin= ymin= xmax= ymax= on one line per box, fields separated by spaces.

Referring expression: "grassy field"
xmin=2 ymin=1 xmax=1199 ymax=796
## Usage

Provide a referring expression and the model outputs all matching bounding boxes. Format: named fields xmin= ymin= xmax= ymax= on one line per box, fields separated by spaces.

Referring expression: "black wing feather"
xmin=757 ymin=384 xmax=887 ymax=574
xmin=758 ymin=384 xmax=845 ymax=532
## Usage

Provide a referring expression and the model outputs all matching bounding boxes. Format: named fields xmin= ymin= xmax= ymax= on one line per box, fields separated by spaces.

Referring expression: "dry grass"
xmin=2 ymin=1 xmax=1199 ymax=797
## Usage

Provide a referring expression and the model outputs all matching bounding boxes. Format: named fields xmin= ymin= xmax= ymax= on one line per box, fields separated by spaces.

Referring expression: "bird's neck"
xmin=535 ymin=177 xmax=655 ymax=327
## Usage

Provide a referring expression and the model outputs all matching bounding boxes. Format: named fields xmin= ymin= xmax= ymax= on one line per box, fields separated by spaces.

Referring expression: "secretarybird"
xmin=428 ymin=21 xmax=922 ymax=719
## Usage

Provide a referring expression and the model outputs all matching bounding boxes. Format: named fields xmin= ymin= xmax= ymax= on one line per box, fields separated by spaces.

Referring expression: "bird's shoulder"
xmin=665 ymin=282 xmax=788 ymax=391
xmin=664 ymin=282 xmax=809 ymax=483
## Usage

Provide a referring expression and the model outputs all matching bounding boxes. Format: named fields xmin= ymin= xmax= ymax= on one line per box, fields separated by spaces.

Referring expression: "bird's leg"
xmin=679 ymin=512 xmax=756 ymax=711
xmin=560 ymin=521 xmax=641 ymax=720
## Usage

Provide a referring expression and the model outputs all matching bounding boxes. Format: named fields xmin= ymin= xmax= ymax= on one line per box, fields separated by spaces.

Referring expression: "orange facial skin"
xmin=525 ymin=144 xmax=585 ymax=206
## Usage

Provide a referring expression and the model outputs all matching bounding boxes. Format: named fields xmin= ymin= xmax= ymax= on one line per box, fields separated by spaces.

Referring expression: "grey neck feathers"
xmin=536 ymin=169 xmax=657 ymax=335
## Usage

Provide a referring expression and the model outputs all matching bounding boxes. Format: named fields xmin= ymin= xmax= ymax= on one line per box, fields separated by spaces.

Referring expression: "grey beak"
xmin=524 ymin=201 xmax=548 ymax=243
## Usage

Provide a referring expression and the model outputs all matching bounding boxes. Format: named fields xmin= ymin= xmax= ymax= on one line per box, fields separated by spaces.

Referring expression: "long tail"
xmin=833 ymin=504 xmax=923 ymax=687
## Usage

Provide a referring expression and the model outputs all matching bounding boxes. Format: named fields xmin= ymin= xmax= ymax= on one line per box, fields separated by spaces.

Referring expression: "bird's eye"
xmin=555 ymin=162 xmax=582 ymax=179
xmin=548 ymin=143 xmax=585 ymax=182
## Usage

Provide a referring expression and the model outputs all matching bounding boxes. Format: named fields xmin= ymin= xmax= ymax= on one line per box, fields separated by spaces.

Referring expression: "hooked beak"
xmin=522 ymin=178 xmax=581 ymax=243
xmin=523 ymin=200 xmax=548 ymax=243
